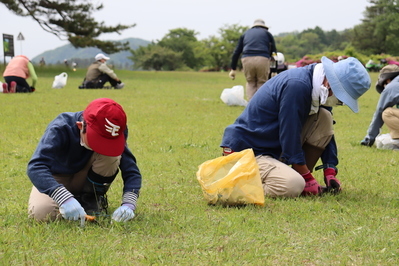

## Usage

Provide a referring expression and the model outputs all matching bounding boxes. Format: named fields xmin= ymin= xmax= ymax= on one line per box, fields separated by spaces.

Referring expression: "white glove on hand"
xmin=59 ymin=198 xmax=86 ymax=221
xmin=112 ymin=204 xmax=135 ymax=222
xmin=229 ymin=70 xmax=236 ymax=80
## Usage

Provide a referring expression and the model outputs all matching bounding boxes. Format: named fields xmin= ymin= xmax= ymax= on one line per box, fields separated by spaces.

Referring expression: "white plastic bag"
xmin=52 ymin=72 xmax=68 ymax=88
xmin=375 ymin=133 xmax=399 ymax=150
xmin=220 ymin=85 xmax=247 ymax=106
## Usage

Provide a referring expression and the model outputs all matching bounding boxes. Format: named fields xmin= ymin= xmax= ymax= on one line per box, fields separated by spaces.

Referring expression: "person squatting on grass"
xmin=2 ymin=55 xmax=37 ymax=93
xmin=80 ymin=53 xmax=124 ymax=89
xmin=221 ymin=57 xmax=371 ymax=197
xmin=27 ymin=98 xmax=141 ymax=222
xmin=360 ymin=65 xmax=399 ymax=148
xmin=228 ymin=19 xmax=277 ymax=101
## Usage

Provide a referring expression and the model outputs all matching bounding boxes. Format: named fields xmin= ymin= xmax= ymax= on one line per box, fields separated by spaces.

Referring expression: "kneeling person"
xmin=81 ymin=53 xmax=124 ymax=89
xmin=27 ymin=98 xmax=141 ymax=222
xmin=221 ymin=57 xmax=370 ymax=197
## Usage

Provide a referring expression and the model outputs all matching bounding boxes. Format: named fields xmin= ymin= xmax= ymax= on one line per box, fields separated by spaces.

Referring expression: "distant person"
xmin=27 ymin=98 xmax=142 ymax=223
xmin=221 ymin=57 xmax=370 ymax=197
xmin=80 ymin=53 xmax=124 ymax=89
xmin=228 ymin=19 xmax=277 ymax=100
xmin=361 ymin=65 xmax=399 ymax=148
xmin=2 ymin=55 xmax=37 ymax=93
xmin=39 ymin=57 xmax=46 ymax=67
xmin=64 ymin=59 xmax=69 ymax=67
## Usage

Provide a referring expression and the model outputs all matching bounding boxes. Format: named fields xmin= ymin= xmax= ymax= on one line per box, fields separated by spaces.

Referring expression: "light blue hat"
xmin=322 ymin=56 xmax=371 ymax=113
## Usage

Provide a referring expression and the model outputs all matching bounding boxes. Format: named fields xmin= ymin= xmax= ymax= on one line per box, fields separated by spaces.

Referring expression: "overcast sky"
xmin=0 ymin=0 xmax=370 ymax=60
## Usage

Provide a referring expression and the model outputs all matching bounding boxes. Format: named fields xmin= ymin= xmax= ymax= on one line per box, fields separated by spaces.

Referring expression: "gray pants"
xmin=28 ymin=153 xmax=121 ymax=221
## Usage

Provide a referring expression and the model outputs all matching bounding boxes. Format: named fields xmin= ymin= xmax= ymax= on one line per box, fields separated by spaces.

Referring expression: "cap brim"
xmin=86 ymin=126 xmax=125 ymax=156
xmin=322 ymin=56 xmax=358 ymax=113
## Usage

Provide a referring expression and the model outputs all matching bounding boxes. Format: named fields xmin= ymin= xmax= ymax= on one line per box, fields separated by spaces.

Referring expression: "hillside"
xmin=31 ymin=37 xmax=150 ymax=69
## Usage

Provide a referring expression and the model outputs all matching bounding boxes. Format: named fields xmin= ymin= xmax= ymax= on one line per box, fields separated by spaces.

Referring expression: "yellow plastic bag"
xmin=196 ymin=148 xmax=265 ymax=206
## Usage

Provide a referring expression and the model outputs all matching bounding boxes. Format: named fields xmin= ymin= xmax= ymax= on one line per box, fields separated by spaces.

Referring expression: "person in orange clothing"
xmin=2 ymin=55 xmax=37 ymax=93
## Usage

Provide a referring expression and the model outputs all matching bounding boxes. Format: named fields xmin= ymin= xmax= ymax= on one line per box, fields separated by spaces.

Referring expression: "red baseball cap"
xmin=83 ymin=98 xmax=127 ymax=156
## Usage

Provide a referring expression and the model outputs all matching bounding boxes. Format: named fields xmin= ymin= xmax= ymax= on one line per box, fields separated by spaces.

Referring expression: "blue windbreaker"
xmin=221 ymin=64 xmax=316 ymax=165
xmin=27 ymin=111 xmax=142 ymax=196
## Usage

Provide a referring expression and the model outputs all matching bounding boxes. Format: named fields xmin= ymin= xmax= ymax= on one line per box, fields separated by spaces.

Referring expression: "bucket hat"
xmin=252 ymin=19 xmax=269 ymax=29
xmin=83 ymin=98 xmax=127 ymax=156
xmin=375 ymin=64 xmax=399 ymax=93
xmin=322 ymin=56 xmax=371 ymax=113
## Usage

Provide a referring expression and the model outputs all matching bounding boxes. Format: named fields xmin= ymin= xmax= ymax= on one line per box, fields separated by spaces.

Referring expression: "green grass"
xmin=1 ymin=68 xmax=399 ymax=265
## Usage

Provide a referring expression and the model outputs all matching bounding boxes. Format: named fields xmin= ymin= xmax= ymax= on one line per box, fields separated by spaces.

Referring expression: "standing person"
xmin=27 ymin=98 xmax=141 ymax=223
xmin=39 ymin=57 xmax=46 ymax=67
xmin=80 ymin=53 xmax=124 ymax=89
xmin=228 ymin=19 xmax=277 ymax=100
xmin=2 ymin=55 xmax=37 ymax=93
xmin=360 ymin=65 xmax=399 ymax=147
xmin=221 ymin=57 xmax=370 ymax=197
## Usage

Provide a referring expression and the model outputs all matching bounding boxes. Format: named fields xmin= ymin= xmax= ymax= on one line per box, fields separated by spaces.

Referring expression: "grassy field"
xmin=1 ymin=66 xmax=398 ymax=265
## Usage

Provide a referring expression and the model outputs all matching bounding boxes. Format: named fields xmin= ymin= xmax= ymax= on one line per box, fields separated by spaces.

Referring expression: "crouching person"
xmin=27 ymin=98 xmax=141 ymax=223
xmin=221 ymin=57 xmax=370 ymax=197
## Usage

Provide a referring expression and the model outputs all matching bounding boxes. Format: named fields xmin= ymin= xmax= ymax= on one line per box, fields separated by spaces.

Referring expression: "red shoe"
xmin=2 ymin=83 xmax=8 ymax=93
xmin=9 ymin=81 xmax=17 ymax=93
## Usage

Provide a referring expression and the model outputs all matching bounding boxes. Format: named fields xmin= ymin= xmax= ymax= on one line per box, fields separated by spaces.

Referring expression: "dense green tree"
xmin=130 ymin=43 xmax=183 ymax=71
xmin=325 ymin=29 xmax=350 ymax=51
xmin=130 ymin=43 xmax=184 ymax=71
xmin=301 ymin=26 xmax=327 ymax=45
xmin=352 ymin=0 xmax=399 ymax=55
xmin=158 ymin=28 xmax=204 ymax=70
xmin=202 ymin=36 xmax=228 ymax=71
xmin=299 ymin=32 xmax=326 ymax=55
xmin=202 ymin=24 xmax=248 ymax=71
xmin=1 ymin=0 xmax=134 ymax=53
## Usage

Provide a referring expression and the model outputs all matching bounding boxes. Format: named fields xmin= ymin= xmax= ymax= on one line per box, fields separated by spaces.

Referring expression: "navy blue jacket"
xmin=221 ymin=64 xmax=316 ymax=165
xmin=231 ymin=26 xmax=277 ymax=70
xmin=27 ymin=111 xmax=142 ymax=196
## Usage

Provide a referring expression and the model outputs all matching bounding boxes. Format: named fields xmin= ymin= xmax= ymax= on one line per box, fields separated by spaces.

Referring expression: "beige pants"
xmin=28 ymin=153 xmax=121 ymax=221
xmin=257 ymin=108 xmax=333 ymax=197
xmin=241 ymin=56 xmax=271 ymax=101
xmin=382 ymin=107 xmax=399 ymax=139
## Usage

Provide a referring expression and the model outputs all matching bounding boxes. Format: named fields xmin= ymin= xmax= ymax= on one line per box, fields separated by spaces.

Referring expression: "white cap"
xmin=95 ymin=53 xmax=110 ymax=61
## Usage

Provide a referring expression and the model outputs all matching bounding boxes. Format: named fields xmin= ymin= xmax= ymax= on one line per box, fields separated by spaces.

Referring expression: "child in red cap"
xmin=27 ymin=98 xmax=141 ymax=223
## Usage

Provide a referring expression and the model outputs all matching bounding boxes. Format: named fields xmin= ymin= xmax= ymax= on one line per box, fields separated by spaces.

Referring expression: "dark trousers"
xmin=4 ymin=76 xmax=32 ymax=93
xmin=320 ymin=106 xmax=339 ymax=168
xmin=84 ymin=74 xmax=119 ymax=88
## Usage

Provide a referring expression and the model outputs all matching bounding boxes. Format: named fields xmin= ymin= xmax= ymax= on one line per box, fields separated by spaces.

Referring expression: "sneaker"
xmin=2 ymin=83 xmax=8 ymax=93
xmin=9 ymin=81 xmax=17 ymax=93
xmin=115 ymin=82 xmax=124 ymax=89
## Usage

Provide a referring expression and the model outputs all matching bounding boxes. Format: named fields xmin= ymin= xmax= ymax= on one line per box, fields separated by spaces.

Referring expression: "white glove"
xmin=59 ymin=198 xmax=86 ymax=221
xmin=229 ymin=70 xmax=236 ymax=80
xmin=112 ymin=204 xmax=135 ymax=222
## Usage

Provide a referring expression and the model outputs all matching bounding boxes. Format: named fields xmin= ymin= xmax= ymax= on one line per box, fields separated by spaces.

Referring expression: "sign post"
xmin=2 ymin=34 xmax=14 ymax=65
xmin=17 ymin=32 xmax=25 ymax=55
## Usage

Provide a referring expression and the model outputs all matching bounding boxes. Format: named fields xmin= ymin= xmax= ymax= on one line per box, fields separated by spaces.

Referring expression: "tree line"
xmin=2 ymin=0 xmax=398 ymax=70
xmin=130 ymin=0 xmax=399 ymax=71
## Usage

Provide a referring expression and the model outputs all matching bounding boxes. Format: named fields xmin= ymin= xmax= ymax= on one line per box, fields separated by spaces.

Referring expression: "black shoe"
xmin=76 ymin=193 xmax=108 ymax=215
